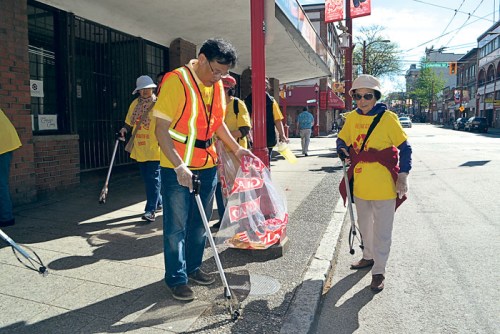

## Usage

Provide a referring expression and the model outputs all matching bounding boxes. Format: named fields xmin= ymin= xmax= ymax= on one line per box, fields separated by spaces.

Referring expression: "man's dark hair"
xmin=199 ymin=38 xmax=237 ymax=68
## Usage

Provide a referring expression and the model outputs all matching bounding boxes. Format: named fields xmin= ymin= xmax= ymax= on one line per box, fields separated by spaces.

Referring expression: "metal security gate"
xmin=73 ymin=17 xmax=167 ymax=171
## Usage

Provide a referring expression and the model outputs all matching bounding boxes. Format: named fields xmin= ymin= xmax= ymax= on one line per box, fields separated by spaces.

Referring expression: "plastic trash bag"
xmin=215 ymin=141 xmax=288 ymax=250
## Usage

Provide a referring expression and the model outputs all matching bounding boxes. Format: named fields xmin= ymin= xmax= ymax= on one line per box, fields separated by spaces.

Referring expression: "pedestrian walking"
xmin=0 ymin=108 xmax=22 ymax=228
xmin=119 ymin=75 xmax=162 ymax=223
xmin=153 ymin=38 xmax=255 ymax=301
xmin=336 ymin=74 xmax=412 ymax=292
xmin=213 ymin=74 xmax=252 ymax=230
xmin=296 ymin=107 xmax=314 ymax=156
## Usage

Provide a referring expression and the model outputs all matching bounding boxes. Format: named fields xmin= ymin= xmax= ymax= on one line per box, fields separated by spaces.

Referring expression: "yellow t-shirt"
xmin=125 ymin=98 xmax=160 ymax=162
xmin=272 ymin=99 xmax=284 ymax=121
xmin=0 ymin=109 xmax=22 ymax=155
xmin=338 ymin=110 xmax=407 ymax=200
xmin=153 ymin=60 xmax=226 ymax=169
xmin=225 ymin=98 xmax=252 ymax=148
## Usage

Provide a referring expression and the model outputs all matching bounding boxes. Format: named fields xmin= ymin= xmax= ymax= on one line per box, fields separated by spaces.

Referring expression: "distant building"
xmin=477 ymin=20 xmax=500 ymax=128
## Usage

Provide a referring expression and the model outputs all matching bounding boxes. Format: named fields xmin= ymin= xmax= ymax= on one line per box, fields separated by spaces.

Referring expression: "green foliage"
xmin=409 ymin=58 xmax=445 ymax=108
xmin=353 ymin=25 xmax=403 ymax=79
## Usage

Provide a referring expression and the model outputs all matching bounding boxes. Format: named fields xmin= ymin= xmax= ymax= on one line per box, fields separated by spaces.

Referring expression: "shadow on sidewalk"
xmin=313 ymin=270 xmax=374 ymax=334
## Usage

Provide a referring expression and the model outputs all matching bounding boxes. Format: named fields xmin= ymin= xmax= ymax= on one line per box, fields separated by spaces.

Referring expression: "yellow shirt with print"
xmin=339 ymin=110 xmax=407 ymax=200
xmin=153 ymin=60 xmax=226 ymax=169
xmin=124 ymin=98 xmax=160 ymax=162
xmin=225 ymin=98 xmax=252 ymax=149
xmin=0 ymin=109 xmax=22 ymax=155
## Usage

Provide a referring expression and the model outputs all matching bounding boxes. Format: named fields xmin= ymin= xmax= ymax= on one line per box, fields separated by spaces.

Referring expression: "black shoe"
xmin=211 ymin=221 xmax=221 ymax=229
xmin=304 ymin=153 xmax=308 ymax=156
xmin=155 ymin=205 xmax=163 ymax=212
xmin=0 ymin=219 xmax=15 ymax=227
xmin=171 ymin=284 xmax=194 ymax=301
xmin=188 ymin=269 xmax=215 ymax=285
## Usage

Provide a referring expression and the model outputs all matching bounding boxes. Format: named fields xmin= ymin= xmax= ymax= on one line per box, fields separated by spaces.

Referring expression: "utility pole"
xmin=344 ymin=0 xmax=353 ymax=112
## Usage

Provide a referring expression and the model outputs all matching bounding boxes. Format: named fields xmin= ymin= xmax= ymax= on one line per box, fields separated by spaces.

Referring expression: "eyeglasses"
xmin=207 ymin=61 xmax=229 ymax=79
xmin=352 ymin=93 xmax=374 ymax=101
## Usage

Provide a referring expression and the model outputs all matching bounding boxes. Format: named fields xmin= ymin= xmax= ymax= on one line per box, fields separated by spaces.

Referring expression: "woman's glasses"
xmin=352 ymin=93 xmax=374 ymax=101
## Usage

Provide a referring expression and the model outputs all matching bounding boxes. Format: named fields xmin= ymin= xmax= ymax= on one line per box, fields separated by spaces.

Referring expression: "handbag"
xmin=124 ymin=103 xmax=154 ymax=153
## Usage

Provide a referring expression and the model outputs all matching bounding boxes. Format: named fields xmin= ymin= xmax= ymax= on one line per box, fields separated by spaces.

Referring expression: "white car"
xmin=399 ymin=116 xmax=412 ymax=128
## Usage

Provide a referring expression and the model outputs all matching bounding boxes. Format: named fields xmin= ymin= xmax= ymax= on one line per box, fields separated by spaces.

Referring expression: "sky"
xmin=300 ymin=0 xmax=499 ymax=93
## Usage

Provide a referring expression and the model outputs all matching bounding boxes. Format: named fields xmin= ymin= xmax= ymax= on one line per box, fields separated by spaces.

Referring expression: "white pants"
xmin=299 ymin=128 xmax=312 ymax=154
xmin=354 ymin=197 xmax=396 ymax=275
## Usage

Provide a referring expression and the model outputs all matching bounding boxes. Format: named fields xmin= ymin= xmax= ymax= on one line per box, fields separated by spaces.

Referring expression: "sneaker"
xmin=171 ymin=284 xmax=194 ymax=301
xmin=188 ymin=269 xmax=215 ymax=285
xmin=155 ymin=205 xmax=163 ymax=212
xmin=370 ymin=274 xmax=385 ymax=292
xmin=350 ymin=258 xmax=374 ymax=270
xmin=141 ymin=212 xmax=155 ymax=222
xmin=211 ymin=221 xmax=221 ymax=230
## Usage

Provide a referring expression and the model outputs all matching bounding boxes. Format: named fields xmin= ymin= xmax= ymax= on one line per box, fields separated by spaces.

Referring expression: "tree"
xmin=410 ymin=58 xmax=445 ymax=111
xmin=353 ymin=25 xmax=402 ymax=79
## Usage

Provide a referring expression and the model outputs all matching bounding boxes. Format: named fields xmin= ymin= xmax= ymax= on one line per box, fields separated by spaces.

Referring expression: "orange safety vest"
xmin=167 ymin=66 xmax=224 ymax=168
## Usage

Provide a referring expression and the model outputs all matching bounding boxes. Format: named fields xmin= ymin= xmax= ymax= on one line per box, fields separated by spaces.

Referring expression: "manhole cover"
xmin=249 ymin=274 xmax=280 ymax=296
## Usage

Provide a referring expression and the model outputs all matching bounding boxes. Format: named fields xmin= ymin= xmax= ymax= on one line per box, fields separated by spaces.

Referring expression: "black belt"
xmin=194 ymin=137 xmax=213 ymax=149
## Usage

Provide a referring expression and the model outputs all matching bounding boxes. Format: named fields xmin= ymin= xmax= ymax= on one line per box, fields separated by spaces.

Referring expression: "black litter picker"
xmin=99 ymin=135 xmax=125 ymax=204
xmin=341 ymin=160 xmax=365 ymax=255
xmin=0 ymin=229 xmax=48 ymax=276
xmin=192 ymin=174 xmax=241 ymax=321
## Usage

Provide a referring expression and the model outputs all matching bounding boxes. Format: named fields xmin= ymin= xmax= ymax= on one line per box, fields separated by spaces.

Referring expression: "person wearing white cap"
xmin=119 ymin=75 xmax=162 ymax=223
xmin=336 ymin=74 xmax=412 ymax=292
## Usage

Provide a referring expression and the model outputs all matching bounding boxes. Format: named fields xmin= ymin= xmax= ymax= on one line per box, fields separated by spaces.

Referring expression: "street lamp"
xmin=362 ymin=39 xmax=390 ymax=74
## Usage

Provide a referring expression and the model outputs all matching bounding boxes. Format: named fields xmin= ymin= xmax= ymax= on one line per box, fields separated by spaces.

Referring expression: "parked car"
xmin=453 ymin=117 xmax=468 ymax=130
xmin=464 ymin=117 xmax=488 ymax=133
xmin=399 ymin=116 xmax=412 ymax=128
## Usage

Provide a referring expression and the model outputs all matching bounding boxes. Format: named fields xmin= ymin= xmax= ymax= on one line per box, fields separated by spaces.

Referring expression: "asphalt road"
xmin=312 ymin=124 xmax=500 ymax=334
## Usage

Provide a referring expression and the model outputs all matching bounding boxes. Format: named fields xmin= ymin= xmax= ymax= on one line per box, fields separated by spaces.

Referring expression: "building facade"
xmin=2 ymin=0 xmax=338 ymax=205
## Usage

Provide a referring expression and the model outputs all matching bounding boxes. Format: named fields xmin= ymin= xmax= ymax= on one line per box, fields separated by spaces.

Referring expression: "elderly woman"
xmin=336 ymin=74 xmax=412 ymax=292
xmin=120 ymin=75 xmax=162 ymax=222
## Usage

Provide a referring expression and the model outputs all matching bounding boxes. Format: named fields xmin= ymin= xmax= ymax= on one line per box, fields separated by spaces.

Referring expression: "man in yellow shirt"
xmin=0 ymin=109 xmax=22 ymax=227
xmin=154 ymin=38 xmax=254 ymax=301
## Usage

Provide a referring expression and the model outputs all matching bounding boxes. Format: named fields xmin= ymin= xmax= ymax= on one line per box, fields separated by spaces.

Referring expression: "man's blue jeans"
xmin=139 ymin=161 xmax=162 ymax=213
xmin=161 ymin=166 xmax=217 ymax=288
xmin=0 ymin=151 xmax=14 ymax=222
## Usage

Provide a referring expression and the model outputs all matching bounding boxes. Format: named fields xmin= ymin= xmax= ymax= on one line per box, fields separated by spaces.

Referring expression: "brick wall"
xmin=0 ymin=0 xmax=37 ymax=204
xmin=169 ymin=38 xmax=196 ymax=70
xmin=33 ymin=135 xmax=80 ymax=196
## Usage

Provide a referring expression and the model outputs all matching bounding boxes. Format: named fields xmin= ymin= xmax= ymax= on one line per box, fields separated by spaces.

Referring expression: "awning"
xmin=279 ymin=86 xmax=344 ymax=110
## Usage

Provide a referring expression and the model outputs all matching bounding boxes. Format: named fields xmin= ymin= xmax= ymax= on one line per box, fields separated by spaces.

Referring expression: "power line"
xmin=412 ymin=0 xmax=492 ymax=21
xmin=444 ymin=0 xmax=485 ymax=48
xmin=435 ymin=0 xmax=466 ymax=46
xmin=404 ymin=12 xmax=493 ymax=53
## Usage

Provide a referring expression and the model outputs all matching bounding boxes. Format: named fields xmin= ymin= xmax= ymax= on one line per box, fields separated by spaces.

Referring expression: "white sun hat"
xmin=349 ymin=74 xmax=381 ymax=96
xmin=132 ymin=75 xmax=157 ymax=94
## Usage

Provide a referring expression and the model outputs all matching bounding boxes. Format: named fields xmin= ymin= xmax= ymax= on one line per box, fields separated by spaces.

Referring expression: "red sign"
xmin=320 ymin=90 xmax=345 ymax=110
xmin=325 ymin=0 xmax=344 ymax=23
xmin=350 ymin=0 xmax=371 ymax=19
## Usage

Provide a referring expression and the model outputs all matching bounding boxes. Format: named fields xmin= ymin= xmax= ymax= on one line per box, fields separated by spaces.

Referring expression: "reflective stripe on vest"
xmin=167 ymin=66 xmax=224 ymax=168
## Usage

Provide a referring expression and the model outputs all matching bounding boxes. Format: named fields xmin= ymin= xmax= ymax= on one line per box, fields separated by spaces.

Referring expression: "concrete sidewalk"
xmin=0 ymin=137 xmax=346 ymax=334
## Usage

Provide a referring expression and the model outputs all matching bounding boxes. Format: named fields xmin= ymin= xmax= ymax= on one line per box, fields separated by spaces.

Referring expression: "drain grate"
xmin=248 ymin=274 xmax=280 ymax=296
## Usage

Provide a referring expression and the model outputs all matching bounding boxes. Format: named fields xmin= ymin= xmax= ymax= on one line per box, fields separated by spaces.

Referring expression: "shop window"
xmin=28 ymin=4 xmax=59 ymax=133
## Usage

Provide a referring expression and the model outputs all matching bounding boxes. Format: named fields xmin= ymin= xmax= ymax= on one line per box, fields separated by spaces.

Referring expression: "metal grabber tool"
xmin=0 ymin=229 xmax=48 ymax=276
xmin=341 ymin=160 xmax=365 ymax=255
xmin=192 ymin=174 xmax=241 ymax=321
xmin=99 ymin=135 xmax=125 ymax=204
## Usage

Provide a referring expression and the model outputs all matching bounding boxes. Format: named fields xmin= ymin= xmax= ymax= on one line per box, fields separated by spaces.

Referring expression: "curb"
xmin=280 ymin=197 xmax=347 ymax=334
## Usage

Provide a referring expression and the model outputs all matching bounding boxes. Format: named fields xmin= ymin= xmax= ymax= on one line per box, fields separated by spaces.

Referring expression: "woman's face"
xmin=139 ymin=88 xmax=153 ymax=98
xmin=353 ymin=88 xmax=377 ymax=114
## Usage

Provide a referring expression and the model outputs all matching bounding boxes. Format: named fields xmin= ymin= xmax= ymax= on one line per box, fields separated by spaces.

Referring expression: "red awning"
xmin=279 ymin=86 xmax=344 ymax=110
